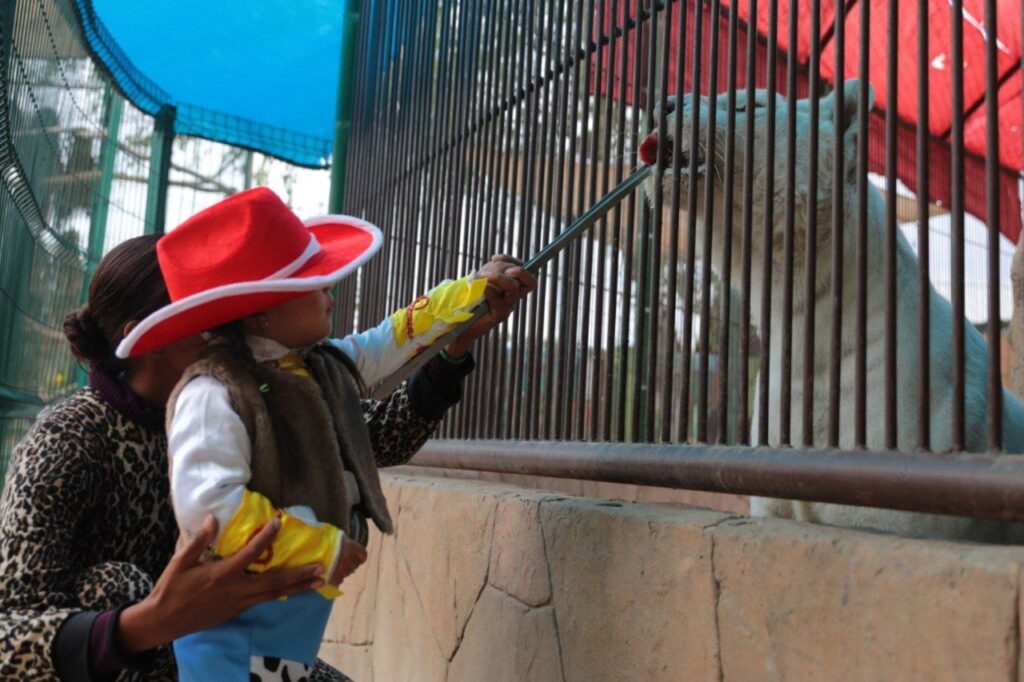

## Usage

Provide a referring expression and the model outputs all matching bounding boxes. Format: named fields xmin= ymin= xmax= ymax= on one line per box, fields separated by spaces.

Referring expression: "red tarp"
xmin=593 ymin=0 xmax=1024 ymax=242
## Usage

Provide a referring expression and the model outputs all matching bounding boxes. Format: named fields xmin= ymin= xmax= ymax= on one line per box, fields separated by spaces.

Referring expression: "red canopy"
xmin=594 ymin=0 xmax=1024 ymax=242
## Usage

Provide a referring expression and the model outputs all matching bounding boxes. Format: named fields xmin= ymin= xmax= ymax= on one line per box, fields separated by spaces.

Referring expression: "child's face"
xmin=255 ymin=287 xmax=335 ymax=348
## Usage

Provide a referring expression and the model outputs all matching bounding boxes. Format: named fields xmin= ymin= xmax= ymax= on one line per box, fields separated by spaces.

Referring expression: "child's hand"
xmin=446 ymin=255 xmax=537 ymax=356
xmin=330 ymin=536 xmax=368 ymax=586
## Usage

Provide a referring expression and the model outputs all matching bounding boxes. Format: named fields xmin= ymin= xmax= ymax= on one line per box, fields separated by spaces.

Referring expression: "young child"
xmin=114 ymin=187 xmax=531 ymax=680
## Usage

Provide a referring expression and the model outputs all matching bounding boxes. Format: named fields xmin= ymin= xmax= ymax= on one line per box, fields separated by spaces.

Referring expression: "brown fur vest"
xmin=166 ymin=343 xmax=393 ymax=536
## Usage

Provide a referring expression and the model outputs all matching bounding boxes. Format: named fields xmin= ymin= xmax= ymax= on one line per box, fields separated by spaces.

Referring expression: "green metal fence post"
xmin=0 ymin=0 xmax=19 ymax=387
xmin=329 ymin=0 xmax=361 ymax=335
xmin=144 ymin=105 xmax=175 ymax=235
xmin=74 ymin=85 xmax=122 ymax=385
xmin=243 ymin=150 xmax=253 ymax=190
xmin=329 ymin=0 xmax=361 ymax=214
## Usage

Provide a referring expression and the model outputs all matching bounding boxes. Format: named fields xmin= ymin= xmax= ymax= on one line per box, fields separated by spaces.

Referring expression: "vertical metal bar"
xmin=983 ymin=0 xmax=1001 ymax=451
xmin=379 ymin=5 xmax=407 ymax=324
xmin=826 ymin=1 xmax=845 ymax=448
xmin=510 ymin=0 xmax=539 ymax=439
xmin=485 ymin=0 xmax=518 ymax=438
xmin=568 ymin=0 xmax=597 ymax=439
xmin=950 ymin=0 xmax=965 ymax=451
xmin=470 ymin=0 xmax=503 ymax=438
xmin=399 ymin=4 xmax=431 ymax=319
xmin=618 ymin=0 xmax=643 ymax=440
xmin=556 ymin=0 xmax=589 ymax=438
xmin=616 ymin=0 xmax=644 ymax=442
xmin=499 ymin=0 xmax=528 ymax=439
xmin=666 ymin=0 xmax=689 ymax=442
xmin=453 ymin=0 xmax=484 ymax=437
xmin=737 ymin=0 xmax=757 ymax=445
xmin=144 ymin=105 xmax=175 ymax=236
xmin=329 ymin=0 xmax=363 ymax=214
xmin=803 ymin=0 xmax=822 ymax=446
xmin=635 ymin=0 xmax=659 ymax=441
xmin=543 ymin=0 xmax=574 ymax=439
xmin=516 ymin=0 xmax=546 ymax=438
xmin=86 ymin=88 xmax=121 ymax=278
xmin=242 ymin=151 xmax=253 ymax=190
xmin=778 ymin=0 xmax=798 ymax=445
xmin=423 ymin=0 xmax=455 ymax=293
xmin=697 ymin=0 xmax=722 ymax=443
xmin=370 ymin=1 xmax=397 ymax=323
xmin=588 ymin=0 xmax=615 ymax=441
xmin=603 ymin=0 xmax=629 ymax=441
xmin=681 ymin=0 xmax=706 ymax=442
xmin=577 ymin=0 xmax=604 ymax=439
xmin=717 ymin=0 xmax=740 ymax=444
xmin=456 ymin=0 xmax=493 ymax=438
xmin=440 ymin=2 xmax=473 ymax=282
xmin=75 ymin=85 xmax=122 ymax=386
xmin=915 ymin=0 xmax=930 ymax=451
xmin=649 ymin=0 xmax=673 ymax=442
xmin=854 ymin=0 xmax=869 ymax=448
xmin=884 ymin=0 xmax=899 ymax=450
xmin=757 ymin=0 xmax=778 ymax=446
xmin=532 ymin=0 xmax=568 ymax=440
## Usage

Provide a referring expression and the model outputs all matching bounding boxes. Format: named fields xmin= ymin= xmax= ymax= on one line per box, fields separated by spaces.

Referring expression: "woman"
xmin=0 ymin=232 xmax=534 ymax=680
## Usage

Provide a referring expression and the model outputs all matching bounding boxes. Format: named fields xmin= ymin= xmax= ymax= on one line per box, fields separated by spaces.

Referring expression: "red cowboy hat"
xmin=115 ymin=187 xmax=382 ymax=358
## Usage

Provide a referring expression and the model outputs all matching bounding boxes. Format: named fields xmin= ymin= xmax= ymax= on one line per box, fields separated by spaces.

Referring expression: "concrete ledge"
xmin=322 ymin=472 xmax=1024 ymax=681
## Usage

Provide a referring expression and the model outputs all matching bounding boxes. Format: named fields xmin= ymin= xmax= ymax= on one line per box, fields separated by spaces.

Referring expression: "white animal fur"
xmin=646 ymin=81 xmax=1024 ymax=542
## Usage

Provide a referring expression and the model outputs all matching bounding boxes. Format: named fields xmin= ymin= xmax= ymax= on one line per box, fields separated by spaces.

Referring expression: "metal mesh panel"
xmin=0 ymin=0 xmax=105 ymax=455
xmin=343 ymin=0 xmax=1024 ymax=453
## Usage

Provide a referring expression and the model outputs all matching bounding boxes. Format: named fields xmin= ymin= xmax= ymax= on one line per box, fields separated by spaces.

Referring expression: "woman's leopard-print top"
xmin=0 ymin=381 xmax=440 ymax=680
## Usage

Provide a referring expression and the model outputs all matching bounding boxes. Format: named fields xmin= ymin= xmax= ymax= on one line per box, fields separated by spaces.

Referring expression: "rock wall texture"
xmin=1010 ymin=235 xmax=1024 ymax=400
xmin=321 ymin=473 xmax=1024 ymax=681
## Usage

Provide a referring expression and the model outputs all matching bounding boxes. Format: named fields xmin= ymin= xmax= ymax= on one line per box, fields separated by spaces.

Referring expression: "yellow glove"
xmin=215 ymin=488 xmax=342 ymax=599
xmin=390 ymin=275 xmax=488 ymax=349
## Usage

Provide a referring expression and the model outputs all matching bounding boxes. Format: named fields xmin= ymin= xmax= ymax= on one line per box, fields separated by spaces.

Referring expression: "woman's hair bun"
xmin=63 ymin=306 xmax=114 ymax=367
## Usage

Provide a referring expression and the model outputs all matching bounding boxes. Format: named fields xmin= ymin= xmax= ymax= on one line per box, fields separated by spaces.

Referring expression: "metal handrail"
xmin=411 ymin=439 xmax=1024 ymax=523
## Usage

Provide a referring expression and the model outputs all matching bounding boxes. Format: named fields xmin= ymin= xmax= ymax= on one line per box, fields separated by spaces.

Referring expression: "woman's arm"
xmin=0 ymin=409 xmax=107 ymax=680
xmin=361 ymin=352 xmax=476 ymax=467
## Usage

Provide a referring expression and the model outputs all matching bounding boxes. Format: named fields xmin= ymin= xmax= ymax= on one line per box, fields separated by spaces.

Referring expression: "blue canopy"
xmin=74 ymin=0 xmax=346 ymax=168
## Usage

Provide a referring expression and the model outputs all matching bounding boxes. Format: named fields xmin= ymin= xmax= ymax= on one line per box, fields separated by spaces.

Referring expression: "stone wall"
xmin=1010 ymin=235 xmax=1024 ymax=399
xmin=321 ymin=472 xmax=1024 ymax=681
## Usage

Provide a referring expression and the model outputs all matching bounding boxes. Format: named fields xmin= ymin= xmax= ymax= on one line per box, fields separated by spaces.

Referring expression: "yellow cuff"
xmin=389 ymin=275 xmax=488 ymax=348
xmin=215 ymin=489 xmax=344 ymax=599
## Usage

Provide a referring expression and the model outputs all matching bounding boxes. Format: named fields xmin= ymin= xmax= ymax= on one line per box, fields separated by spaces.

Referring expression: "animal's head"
xmin=639 ymin=80 xmax=875 ymax=228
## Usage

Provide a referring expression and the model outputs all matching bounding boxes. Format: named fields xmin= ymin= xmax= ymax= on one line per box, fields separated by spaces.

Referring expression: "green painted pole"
xmin=75 ymin=85 xmax=122 ymax=385
xmin=83 ymin=86 xmax=122 ymax=295
xmin=329 ymin=0 xmax=361 ymax=336
xmin=328 ymin=0 xmax=361 ymax=214
xmin=243 ymin=150 xmax=253 ymax=190
xmin=144 ymin=105 xmax=175 ymax=235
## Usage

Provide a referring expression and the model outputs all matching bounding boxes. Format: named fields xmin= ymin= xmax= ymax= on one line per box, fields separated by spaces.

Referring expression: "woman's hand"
xmin=115 ymin=515 xmax=325 ymax=654
xmin=329 ymin=537 xmax=368 ymax=586
xmin=445 ymin=255 xmax=538 ymax=357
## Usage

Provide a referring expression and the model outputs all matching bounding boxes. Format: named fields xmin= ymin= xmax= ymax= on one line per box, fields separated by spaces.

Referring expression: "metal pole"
xmin=411 ymin=439 xmax=1024 ymax=523
xmin=144 ymin=105 xmax=175 ymax=236
xmin=75 ymin=85 xmax=122 ymax=385
xmin=329 ymin=0 xmax=362 ymax=214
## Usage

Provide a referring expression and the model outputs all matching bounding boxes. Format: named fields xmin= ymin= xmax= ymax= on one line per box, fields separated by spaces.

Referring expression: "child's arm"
xmin=169 ymin=376 xmax=344 ymax=598
xmin=330 ymin=274 xmax=488 ymax=385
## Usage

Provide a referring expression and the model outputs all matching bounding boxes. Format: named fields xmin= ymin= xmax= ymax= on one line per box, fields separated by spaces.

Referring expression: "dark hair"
xmin=63 ymin=235 xmax=170 ymax=372
xmin=213 ymin=319 xmax=366 ymax=393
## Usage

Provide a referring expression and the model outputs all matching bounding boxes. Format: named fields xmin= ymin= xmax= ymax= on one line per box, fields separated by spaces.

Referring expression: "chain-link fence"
xmin=0 ymin=0 xmax=330 ymax=476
